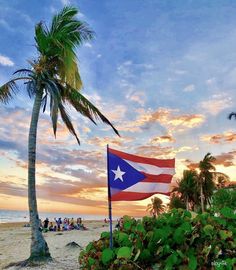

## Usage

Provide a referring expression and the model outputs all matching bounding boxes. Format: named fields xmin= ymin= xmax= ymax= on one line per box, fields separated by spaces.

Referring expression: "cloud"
xmin=184 ymin=159 xmax=199 ymax=170
xmin=183 ymin=84 xmax=195 ymax=92
xmin=0 ymin=54 xmax=14 ymax=66
xmin=201 ymin=131 xmax=236 ymax=144
xmin=60 ymin=0 xmax=71 ymax=5
xmin=200 ymin=94 xmax=232 ymax=115
xmin=117 ymin=107 xmax=205 ymax=133
xmin=84 ymin=43 xmax=92 ymax=48
xmin=185 ymin=150 xmax=236 ymax=170
xmin=134 ymin=145 xmax=174 ymax=158
xmin=214 ymin=151 xmax=236 ymax=167
xmin=126 ymin=91 xmax=146 ymax=106
xmin=87 ymin=136 xmax=133 ymax=148
xmin=150 ymin=134 xmax=175 ymax=144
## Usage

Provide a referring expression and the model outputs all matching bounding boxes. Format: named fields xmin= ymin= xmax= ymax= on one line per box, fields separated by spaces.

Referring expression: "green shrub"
xmin=79 ymin=209 xmax=236 ymax=270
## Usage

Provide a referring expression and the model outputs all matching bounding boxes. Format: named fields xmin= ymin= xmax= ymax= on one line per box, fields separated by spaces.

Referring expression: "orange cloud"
xmin=117 ymin=107 xmax=205 ymax=133
xmin=134 ymin=145 xmax=174 ymax=158
xmin=201 ymin=131 xmax=236 ymax=144
xmin=150 ymin=134 xmax=175 ymax=144
xmin=214 ymin=151 xmax=236 ymax=167
xmin=87 ymin=136 xmax=133 ymax=148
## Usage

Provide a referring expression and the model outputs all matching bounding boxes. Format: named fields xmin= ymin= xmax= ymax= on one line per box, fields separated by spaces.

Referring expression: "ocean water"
xmin=0 ymin=209 xmax=110 ymax=223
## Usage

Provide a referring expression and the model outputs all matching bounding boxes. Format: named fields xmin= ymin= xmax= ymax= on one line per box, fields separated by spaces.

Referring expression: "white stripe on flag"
xmin=124 ymin=160 xmax=175 ymax=175
xmin=123 ymin=182 xmax=170 ymax=193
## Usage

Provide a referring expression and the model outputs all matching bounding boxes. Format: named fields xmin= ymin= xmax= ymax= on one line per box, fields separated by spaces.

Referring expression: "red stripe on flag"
xmin=109 ymin=148 xmax=175 ymax=168
xmin=110 ymin=191 xmax=171 ymax=201
xmin=141 ymin=174 xmax=173 ymax=183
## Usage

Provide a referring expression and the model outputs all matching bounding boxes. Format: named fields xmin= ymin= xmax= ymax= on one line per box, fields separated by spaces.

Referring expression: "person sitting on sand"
xmin=63 ymin=218 xmax=69 ymax=231
xmin=115 ymin=217 xmax=124 ymax=230
xmin=49 ymin=222 xmax=54 ymax=231
xmin=69 ymin=218 xmax=75 ymax=229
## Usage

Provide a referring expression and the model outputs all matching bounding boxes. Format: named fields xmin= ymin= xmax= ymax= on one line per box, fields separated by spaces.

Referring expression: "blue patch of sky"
xmin=0 ymin=0 xmax=236 ymax=138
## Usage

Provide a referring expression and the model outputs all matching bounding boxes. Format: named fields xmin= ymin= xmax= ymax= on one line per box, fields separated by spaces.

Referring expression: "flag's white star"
xmin=112 ymin=166 xmax=126 ymax=182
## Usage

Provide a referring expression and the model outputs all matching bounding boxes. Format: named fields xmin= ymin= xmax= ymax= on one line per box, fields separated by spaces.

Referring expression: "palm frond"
xmin=0 ymin=77 xmax=31 ymax=104
xmin=13 ymin=69 xmax=34 ymax=76
xmin=58 ymin=103 xmax=80 ymax=144
xmin=228 ymin=112 xmax=236 ymax=120
xmin=64 ymin=87 xmax=120 ymax=136
xmin=41 ymin=94 xmax=48 ymax=112
xmin=0 ymin=80 xmax=18 ymax=104
xmin=25 ymin=80 xmax=37 ymax=98
xmin=35 ymin=22 xmax=50 ymax=55
xmin=44 ymin=79 xmax=61 ymax=136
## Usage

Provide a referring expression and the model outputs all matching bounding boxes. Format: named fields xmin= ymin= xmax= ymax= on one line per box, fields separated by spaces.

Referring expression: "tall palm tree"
xmin=198 ymin=153 xmax=216 ymax=212
xmin=173 ymin=170 xmax=198 ymax=211
xmin=0 ymin=6 xmax=119 ymax=264
xmin=146 ymin=197 xmax=165 ymax=217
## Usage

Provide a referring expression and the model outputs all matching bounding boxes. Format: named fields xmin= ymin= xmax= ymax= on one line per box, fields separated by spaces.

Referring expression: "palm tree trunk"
xmin=186 ymin=196 xmax=189 ymax=211
xmin=200 ymin=183 xmax=204 ymax=213
xmin=28 ymin=89 xmax=51 ymax=260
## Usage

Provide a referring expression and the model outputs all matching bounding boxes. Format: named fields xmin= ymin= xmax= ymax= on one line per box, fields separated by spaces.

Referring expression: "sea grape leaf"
xmin=139 ymin=249 xmax=151 ymax=262
xmin=101 ymin=248 xmax=114 ymax=265
xmin=173 ymin=227 xmax=185 ymax=244
xmin=183 ymin=210 xmax=192 ymax=218
xmin=101 ymin=231 xmax=110 ymax=239
xmin=88 ymin=257 xmax=96 ymax=266
xmin=203 ymin=224 xmax=214 ymax=236
xmin=117 ymin=246 xmax=132 ymax=259
xmin=86 ymin=242 xmax=95 ymax=252
xmin=219 ymin=230 xmax=232 ymax=240
xmin=165 ymin=253 xmax=178 ymax=269
xmin=220 ymin=207 xmax=236 ymax=219
xmin=188 ymin=254 xmax=197 ymax=270
xmin=117 ymin=232 xmax=131 ymax=246
xmin=180 ymin=222 xmax=192 ymax=233
xmin=123 ymin=220 xmax=132 ymax=231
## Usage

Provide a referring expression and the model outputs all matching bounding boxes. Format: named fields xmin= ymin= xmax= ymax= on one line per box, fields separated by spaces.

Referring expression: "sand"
xmin=0 ymin=221 xmax=110 ymax=270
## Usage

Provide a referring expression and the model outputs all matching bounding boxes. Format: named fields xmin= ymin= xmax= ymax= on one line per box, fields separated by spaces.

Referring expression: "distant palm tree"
xmin=173 ymin=170 xmax=198 ymax=211
xmin=146 ymin=197 xmax=165 ymax=217
xmin=198 ymin=153 xmax=216 ymax=212
xmin=168 ymin=194 xmax=186 ymax=210
xmin=0 ymin=6 xmax=119 ymax=264
xmin=212 ymin=172 xmax=230 ymax=189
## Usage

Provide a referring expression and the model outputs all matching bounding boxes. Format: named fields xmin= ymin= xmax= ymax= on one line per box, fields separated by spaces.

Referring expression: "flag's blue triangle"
xmin=108 ymin=152 xmax=145 ymax=194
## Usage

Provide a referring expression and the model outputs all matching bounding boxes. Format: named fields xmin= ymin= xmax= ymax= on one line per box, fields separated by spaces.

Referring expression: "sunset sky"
xmin=0 ymin=0 xmax=236 ymax=217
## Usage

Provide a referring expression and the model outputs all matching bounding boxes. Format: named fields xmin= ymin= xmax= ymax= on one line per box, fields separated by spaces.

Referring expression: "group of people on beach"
xmin=39 ymin=217 xmax=87 ymax=232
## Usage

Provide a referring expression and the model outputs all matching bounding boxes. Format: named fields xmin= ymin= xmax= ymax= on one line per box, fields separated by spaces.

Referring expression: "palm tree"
xmin=0 ymin=6 xmax=119 ymax=264
xmin=146 ymin=197 xmax=165 ymax=217
xmin=212 ymin=172 xmax=230 ymax=189
xmin=198 ymin=153 xmax=216 ymax=212
xmin=168 ymin=194 xmax=186 ymax=210
xmin=173 ymin=170 xmax=198 ymax=211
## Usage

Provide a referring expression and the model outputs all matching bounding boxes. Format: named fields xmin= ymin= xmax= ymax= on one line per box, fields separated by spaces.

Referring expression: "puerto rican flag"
xmin=108 ymin=147 xmax=175 ymax=201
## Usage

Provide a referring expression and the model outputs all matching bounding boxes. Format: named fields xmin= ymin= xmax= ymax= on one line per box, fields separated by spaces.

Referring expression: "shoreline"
xmin=0 ymin=220 xmax=110 ymax=269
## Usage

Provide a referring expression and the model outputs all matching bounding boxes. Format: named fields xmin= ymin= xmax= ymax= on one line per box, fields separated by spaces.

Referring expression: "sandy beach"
xmin=0 ymin=221 xmax=110 ymax=270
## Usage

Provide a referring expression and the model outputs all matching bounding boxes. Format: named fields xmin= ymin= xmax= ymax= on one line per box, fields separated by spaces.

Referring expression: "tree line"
xmin=147 ymin=152 xmax=235 ymax=216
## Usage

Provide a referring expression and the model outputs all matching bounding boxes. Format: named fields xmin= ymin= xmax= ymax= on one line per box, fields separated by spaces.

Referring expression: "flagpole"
xmin=107 ymin=144 xmax=113 ymax=249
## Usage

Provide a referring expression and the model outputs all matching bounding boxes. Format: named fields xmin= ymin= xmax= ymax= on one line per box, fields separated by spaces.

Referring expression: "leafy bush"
xmin=212 ymin=188 xmax=236 ymax=211
xmin=79 ymin=209 xmax=236 ymax=270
